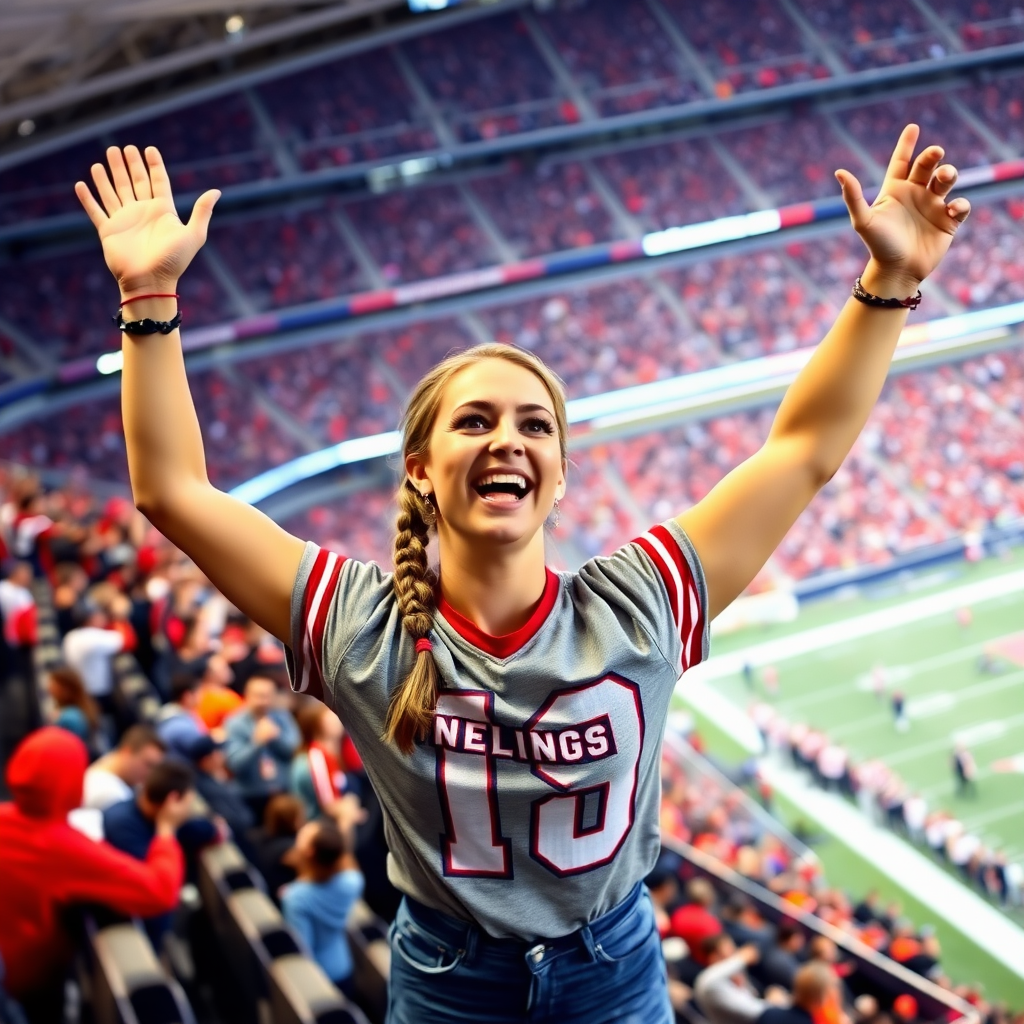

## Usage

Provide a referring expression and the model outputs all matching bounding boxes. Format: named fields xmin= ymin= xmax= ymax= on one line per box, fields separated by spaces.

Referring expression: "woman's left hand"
xmin=835 ymin=123 xmax=971 ymax=296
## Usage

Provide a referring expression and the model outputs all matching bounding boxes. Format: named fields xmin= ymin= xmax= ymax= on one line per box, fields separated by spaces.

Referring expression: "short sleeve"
xmin=580 ymin=520 xmax=709 ymax=674
xmin=285 ymin=542 xmax=394 ymax=700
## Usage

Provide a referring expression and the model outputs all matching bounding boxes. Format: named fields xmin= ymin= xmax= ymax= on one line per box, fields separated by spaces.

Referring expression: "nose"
xmin=489 ymin=414 xmax=523 ymax=456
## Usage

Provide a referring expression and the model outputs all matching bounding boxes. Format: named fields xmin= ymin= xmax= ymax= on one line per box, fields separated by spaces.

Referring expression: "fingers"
xmin=835 ymin=169 xmax=870 ymax=230
xmin=907 ymin=144 xmax=945 ymax=186
xmin=90 ymin=161 xmax=121 ymax=216
xmin=929 ymin=163 xmax=958 ymax=198
xmin=145 ymin=146 xmax=173 ymax=200
xmin=883 ymin=123 xmax=921 ymax=183
xmin=947 ymin=196 xmax=971 ymax=225
xmin=124 ymin=145 xmax=152 ymax=201
xmin=74 ymin=180 xmax=107 ymax=228
xmin=187 ymin=189 xmax=222 ymax=242
xmin=106 ymin=146 xmax=136 ymax=206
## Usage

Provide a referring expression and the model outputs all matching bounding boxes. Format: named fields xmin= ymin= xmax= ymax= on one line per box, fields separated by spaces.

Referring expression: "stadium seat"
xmin=267 ymin=955 xmax=370 ymax=1024
xmin=85 ymin=920 xmax=196 ymax=1024
xmin=345 ymin=901 xmax=389 ymax=1021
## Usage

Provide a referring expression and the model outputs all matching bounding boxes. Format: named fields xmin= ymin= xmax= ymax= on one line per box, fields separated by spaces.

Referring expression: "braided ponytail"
xmin=383 ymin=481 xmax=439 ymax=753
xmin=384 ymin=344 xmax=569 ymax=754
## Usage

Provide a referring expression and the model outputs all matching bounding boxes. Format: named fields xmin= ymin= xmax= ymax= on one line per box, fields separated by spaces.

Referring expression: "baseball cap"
xmin=184 ymin=733 xmax=224 ymax=763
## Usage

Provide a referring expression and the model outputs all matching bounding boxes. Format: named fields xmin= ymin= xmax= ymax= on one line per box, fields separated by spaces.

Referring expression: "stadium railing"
xmin=79 ymin=913 xmax=196 ymax=1024
xmin=110 ymin=652 xmax=163 ymax=731
xmin=664 ymin=837 xmax=980 ymax=1024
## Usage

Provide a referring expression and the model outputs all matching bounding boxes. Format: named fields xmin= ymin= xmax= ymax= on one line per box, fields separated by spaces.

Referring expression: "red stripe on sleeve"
xmin=649 ymin=525 xmax=703 ymax=671
xmin=634 ymin=535 xmax=679 ymax=628
xmin=309 ymin=553 xmax=344 ymax=687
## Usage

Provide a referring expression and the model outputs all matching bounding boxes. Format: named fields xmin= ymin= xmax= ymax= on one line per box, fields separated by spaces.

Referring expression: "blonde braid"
xmin=383 ymin=480 xmax=440 ymax=754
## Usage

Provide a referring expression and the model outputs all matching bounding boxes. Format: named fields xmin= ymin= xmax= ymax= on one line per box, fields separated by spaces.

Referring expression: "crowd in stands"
xmin=254 ymin=51 xmax=438 ymax=170
xmin=403 ymin=10 xmax=574 ymax=143
xmin=931 ymin=1 xmax=1024 ymax=49
xmin=791 ymin=0 xmax=950 ymax=68
xmin=208 ymin=205 xmax=367 ymax=310
xmin=347 ymin=182 xmax=499 ymax=284
xmin=659 ymin=0 xmax=830 ymax=94
xmin=470 ymin=160 xmax=617 ymax=257
xmin=537 ymin=0 xmax=704 ymax=116
xmin=595 ymin=137 xmax=749 ymax=232
xmin=0 ymin=468 xmax=380 ymax=1020
xmin=747 ymin=699 xmax=1024 ymax=913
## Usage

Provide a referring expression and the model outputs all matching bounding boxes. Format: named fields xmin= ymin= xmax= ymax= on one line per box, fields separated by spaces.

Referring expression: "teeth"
xmin=477 ymin=473 xmax=528 ymax=489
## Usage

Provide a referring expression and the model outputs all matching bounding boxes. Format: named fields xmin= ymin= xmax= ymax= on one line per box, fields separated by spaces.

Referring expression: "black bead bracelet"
xmin=112 ymin=309 xmax=183 ymax=335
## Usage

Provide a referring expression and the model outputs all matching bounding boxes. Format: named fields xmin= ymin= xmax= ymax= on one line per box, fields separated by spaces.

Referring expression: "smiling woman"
xmin=75 ymin=125 xmax=970 ymax=1023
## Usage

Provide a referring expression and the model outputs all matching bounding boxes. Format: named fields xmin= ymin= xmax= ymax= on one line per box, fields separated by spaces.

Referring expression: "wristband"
xmin=852 ymin=276 xmax=922 ymax=310
xmin=112 ymin=309 xmax=183 ymax=335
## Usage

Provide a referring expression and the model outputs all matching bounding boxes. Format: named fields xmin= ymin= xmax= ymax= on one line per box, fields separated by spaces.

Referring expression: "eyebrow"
xmin=452 ymin=400 xmax=554 ymax=416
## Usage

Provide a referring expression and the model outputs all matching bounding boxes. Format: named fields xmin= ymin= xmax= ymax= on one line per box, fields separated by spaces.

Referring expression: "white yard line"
xmin=882 ymin=712 xmax=1024 ymax=767
xmin=961 ymin=799 xmax=1024 ymax=831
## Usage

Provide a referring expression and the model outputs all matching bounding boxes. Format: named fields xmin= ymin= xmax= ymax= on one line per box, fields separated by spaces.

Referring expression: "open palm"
xmin=75 ymin=146 xmax=220 ymax=295
xmin=835 ymin=124 xmax=970 ymax=289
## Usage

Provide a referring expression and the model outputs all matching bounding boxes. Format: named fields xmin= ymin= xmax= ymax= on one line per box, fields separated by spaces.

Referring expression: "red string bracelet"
xmin=415 ymin=638 xmax=432 ymax=654
xmin=119 ymin=293 xmax=180 ymax=307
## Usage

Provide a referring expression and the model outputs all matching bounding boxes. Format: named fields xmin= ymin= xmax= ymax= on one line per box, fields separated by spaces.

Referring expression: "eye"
xmin=452 ymin=412 xmax=488 ymax=431
xmin=522 ymin=417 xmax=555 ymax=435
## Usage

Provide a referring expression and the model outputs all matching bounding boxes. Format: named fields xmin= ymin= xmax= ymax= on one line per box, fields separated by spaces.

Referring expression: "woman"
xmin=291 ymin=701 xmax=356 ymax=822
xmin=46 ymin=665 xmax=102 ymax=752
xmin=76 ymin=127 xmax=968 ymax=1023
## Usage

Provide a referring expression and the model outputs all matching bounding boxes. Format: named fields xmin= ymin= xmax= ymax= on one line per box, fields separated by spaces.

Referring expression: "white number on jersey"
xmin=434 ymin=676 xmax=644 ymax=879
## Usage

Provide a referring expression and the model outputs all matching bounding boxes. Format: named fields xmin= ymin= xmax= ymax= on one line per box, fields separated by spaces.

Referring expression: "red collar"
xmin=436 ymin=569 xmax=560 ymax=659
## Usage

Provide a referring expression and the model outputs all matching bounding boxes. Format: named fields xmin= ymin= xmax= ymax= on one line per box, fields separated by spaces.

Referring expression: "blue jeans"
xmin=386 ymin=883 xmax=672 ymax=1024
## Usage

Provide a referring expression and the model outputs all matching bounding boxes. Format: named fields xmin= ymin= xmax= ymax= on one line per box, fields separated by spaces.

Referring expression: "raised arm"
xmin=75 ymin=146 xmax=304 ymax=643
xmin=677 ymin=125 xmax=970 ymax=621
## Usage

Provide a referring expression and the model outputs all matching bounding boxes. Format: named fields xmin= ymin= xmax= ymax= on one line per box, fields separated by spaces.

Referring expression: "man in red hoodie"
xmin=0 ymin=727 xmax=188 ymax=1022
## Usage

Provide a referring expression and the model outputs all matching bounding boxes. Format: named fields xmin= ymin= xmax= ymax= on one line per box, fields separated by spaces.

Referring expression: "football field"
xmin=707 ymin=552 xmax=1024 ymax=905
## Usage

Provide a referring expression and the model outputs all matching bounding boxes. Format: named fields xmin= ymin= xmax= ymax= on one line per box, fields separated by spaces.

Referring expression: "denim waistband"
xmin=403 ymin=881 xmax=644 ymax=956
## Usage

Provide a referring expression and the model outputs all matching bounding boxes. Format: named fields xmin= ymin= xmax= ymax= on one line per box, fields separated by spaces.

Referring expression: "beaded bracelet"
xmin=852 ymin=276 xmax=922 ymax=311
xmin=112 ymin=309 xmax=183 ymax=335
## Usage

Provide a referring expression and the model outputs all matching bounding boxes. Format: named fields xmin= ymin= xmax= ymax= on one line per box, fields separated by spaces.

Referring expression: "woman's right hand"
xmin=75 ymin=145 xmax=220 ymax=297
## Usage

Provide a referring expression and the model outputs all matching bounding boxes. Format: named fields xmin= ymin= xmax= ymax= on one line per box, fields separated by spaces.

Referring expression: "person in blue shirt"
xmin=281 ymin=820 xmax=364 ymax=1001
xmin=223 ymin=674 xmax=300 ymax=822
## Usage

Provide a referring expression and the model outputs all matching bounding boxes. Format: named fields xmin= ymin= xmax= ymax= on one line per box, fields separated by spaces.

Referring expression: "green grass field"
xmin=677 ymin=550 xmax=1024 ymax=1003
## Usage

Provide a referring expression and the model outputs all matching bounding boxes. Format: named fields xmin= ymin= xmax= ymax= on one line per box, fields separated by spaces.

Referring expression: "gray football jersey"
xmin=286 ymin=520 xmax=708 ymax=939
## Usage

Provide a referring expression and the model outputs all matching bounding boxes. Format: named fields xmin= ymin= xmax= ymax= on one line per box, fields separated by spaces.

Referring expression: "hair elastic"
xmin=415 ymin=638 xmax=432 ymax=655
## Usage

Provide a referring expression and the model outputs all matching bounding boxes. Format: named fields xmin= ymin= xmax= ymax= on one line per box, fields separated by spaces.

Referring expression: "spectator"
xmin=0 ymin=561 xmax=37 ymax=656
xmin=694 ymin=937 xmax=769 ymax=1024
xmin=753 ymin=922 xmax=805 ymax=990
xmin=291 ymin=701 xmax=355 ymax=821
xmin=0 ymin=728 xmax=186 ymax=1022
xmin=224 ymin=674 xmax=300 ymax=821
xmin=45 ymin=665 xmax=102 ymax=751
xmin=156 ymin=671 xmax=208 ymax=758
xmin=670 ymin=877 xmax=723 ymax=951
xmin=184 ymin=733 xmax=255 ymax=857
xmin=758 ymin=962 xmax=843 ymax=1024
xmin=103 ymin=760 xmax=215 ymax=862
xmin=195 ymin=653 xmax=243 ymax=731
xmin=82 ymin=724 xmax=165 ymax=810
xmin=60 ymin=601 xmax=125 ymax=713
xmin=250 ymin=793 xmax=306 ymax=898
xmin=281 ymin=820 xmax=364 ymax=1001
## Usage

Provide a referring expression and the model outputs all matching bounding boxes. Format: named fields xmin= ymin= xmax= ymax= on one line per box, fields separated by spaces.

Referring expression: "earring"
xmin=549 ymin=499 xmax=561 ymax=530
xmin=421 ymin=492 xmax=436 ymax=527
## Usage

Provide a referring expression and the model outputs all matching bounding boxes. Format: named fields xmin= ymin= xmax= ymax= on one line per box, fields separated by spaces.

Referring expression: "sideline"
xmin=675 ymin=565 xmax=1024 ymax=985
xmin=759 ymin=758 xmax=1024 ymax=981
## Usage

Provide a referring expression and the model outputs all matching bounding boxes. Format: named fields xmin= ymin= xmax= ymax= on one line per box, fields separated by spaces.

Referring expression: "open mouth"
xmin=473 ymin=472 xmax=532 ymax=504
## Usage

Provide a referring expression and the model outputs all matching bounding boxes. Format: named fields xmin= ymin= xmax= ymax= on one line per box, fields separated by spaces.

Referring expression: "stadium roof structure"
xmin=0 ymin=0 xmax=505 ymax=148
